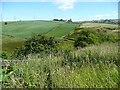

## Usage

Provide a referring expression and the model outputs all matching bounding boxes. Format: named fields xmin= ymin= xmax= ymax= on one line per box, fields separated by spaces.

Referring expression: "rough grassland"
xmin=80 ymin=23 xmax=118 ymax=28
xmin=1 ymin=42 xmax=118 ymax=88
xmin=2 ymin=35 xmax=24 ymax=55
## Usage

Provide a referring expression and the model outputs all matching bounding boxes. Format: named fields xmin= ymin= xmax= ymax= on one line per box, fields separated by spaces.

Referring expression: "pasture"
xmin=2 ymin=20 xmax=79 ymax=38
xmin=2 ymin=20 xmax=79 ymax=55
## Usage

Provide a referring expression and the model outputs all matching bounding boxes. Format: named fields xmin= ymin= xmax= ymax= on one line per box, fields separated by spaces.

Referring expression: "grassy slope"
xmin=2 ymin=35 xmax=24 ymax=55
xmin=2 ymin=42 xmax=118 ymax=88
xmin=80 ymin=22 xmax=118 ymax=28
xmin=68 ymin=22 xmax=119 ymax=39
xmin=1 ymin=22 xmax=119 ymax=88
xmin=2 ymin=20 xmax=79 ymax=54
xmin=46 ymin=23 xmax=77 ymax=37
xmin=2 ymin=20 xmax=79 ymax=38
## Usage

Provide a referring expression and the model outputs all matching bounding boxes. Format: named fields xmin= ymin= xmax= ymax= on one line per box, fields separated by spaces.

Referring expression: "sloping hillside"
xmin=2 ymin=20 xmax=79 ymax=38
xmin=2 ymin=20 xmax=79 ymax=54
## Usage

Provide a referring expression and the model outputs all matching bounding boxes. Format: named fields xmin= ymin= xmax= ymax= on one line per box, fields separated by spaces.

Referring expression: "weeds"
xmin=1 ymin=42 xmax=119 ymax=88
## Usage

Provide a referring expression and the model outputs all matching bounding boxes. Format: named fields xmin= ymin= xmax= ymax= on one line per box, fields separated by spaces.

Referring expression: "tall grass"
xmin=2 ymin=42 xmax=119 ymax=88
xmin=64 ymin=42 xmax=118 ymax=66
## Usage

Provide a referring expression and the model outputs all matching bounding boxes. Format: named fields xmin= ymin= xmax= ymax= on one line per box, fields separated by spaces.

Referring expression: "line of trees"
xmin=83 ymin=19 xmax=118 ymax=25
xmin=53 ymin=18 xmax=72 ymax=23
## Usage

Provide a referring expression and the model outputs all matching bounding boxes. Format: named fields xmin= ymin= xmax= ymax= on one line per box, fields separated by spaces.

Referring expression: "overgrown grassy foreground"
xmin=1 ymin=21 xmax=119 ymax=88
xmin=2 ymin=42 xmax=119 ymax=88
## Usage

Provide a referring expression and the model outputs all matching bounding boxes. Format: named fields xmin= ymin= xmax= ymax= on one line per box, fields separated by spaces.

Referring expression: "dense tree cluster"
xmin=53 ymin=18 xmax=72 ymax=22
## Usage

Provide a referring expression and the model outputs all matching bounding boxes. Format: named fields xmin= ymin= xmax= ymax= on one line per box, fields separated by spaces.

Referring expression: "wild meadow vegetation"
xmin=1 ymin=42 xmax=119 ymax=88
xmin=1 ymin=20 xmax=119 ymax=88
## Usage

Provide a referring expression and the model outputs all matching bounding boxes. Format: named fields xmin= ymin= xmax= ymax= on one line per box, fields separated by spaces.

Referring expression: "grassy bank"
xmin=2 ymin=42 xmax=119 ymax=88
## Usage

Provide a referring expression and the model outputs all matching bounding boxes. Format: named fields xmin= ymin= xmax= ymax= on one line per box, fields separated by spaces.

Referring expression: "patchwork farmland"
xmin=1 ymin=20 xmax=119 ymax=88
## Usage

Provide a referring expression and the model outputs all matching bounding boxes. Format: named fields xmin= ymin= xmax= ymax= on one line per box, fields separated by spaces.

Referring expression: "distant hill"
xmin=2 ymin=20 xmax=79 ymax=54
xmin=2 ymin=20 xmax=79 ymax=39
xmin=82 ymin=19 xmax=118 ymax=25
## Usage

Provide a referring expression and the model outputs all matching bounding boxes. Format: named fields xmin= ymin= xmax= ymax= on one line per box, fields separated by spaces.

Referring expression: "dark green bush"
xmin=74 ymin=30 xmax=99 ymax=48
xmin=0 ymin=52 xmax=8 ymax=59
xmin=12 ymin=35 xmax=59 ymax=59
xmin=4 ymin=22 xmax=7 ymax=25
xmin=74 ymin=29 xmax=119 ymax=48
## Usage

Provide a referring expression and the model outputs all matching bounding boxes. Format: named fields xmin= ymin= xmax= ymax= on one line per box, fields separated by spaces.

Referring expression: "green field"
xmin=2 ymin=20 xmax=79 ymax=38
xmin=2 ymin=20 xmax=79 ymax=54
xmin=1 ymin=20 xmax=119 ymax=88
xmin=2 ymin=21 xmax=119 ymax=57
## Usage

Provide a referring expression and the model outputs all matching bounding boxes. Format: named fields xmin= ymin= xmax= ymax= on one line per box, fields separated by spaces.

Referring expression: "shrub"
xmin=0 ymin=52 xmax=8 ymax=59
xmin=12 ymin=35 xmax=59 ymax=59
xmin=74 ymin=29 xmax=119 ymax=48
xmin=97 ymin=32 xmax=119 ymax=42
xmin=74 ymin=30 xmax=99 ymax=48
xmin=4 ymin=22 xmax=7 ymax=25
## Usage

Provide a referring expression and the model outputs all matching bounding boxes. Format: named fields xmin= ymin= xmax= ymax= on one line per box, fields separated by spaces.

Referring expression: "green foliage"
xmin=3 ymin=66 xmax=13 ymax=75
xmin=2 ymin=20 xmax=78 ymax=56
xmin=67 ymin=18 xmax=72 ymax=23
xmin=97 ymin=31 xmax=119 ymax=42
xmin=12 ymin=35 xmax=59 ymax=59
xmin=64 ymin=42 xmax=118 ymax=66
xmin=0 ymin=51 xmax=8 ymax=59
xmin=73 ymin=29 xmax=119 ymax=48
xmin=4 ymin=22 xmax=7 ymax=25
xmin=74 ymin=30 xmax=99 ymax=48
xmin=1 ymin=21 xmax=119 ymax=88
xmin=0 ymin=67 xmax=3 ymax=82
xmin=2 ymin=43 xmax=119 ymax=88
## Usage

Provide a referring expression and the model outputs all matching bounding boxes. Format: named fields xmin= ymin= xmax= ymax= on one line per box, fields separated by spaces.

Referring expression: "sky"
xmin=1 ymin=0 xmax=119 ymax=21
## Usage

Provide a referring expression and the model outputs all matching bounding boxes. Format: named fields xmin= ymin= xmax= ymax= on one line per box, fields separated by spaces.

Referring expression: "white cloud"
xmin=93 ymin=14 xmax=110 ymax=18
xmin=92 ymin=11 xmax=118 ymax=19
xmin=53 ymin=0 xmax=76 ymax=10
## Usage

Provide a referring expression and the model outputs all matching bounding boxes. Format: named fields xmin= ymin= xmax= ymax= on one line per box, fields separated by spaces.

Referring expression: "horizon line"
xmin=1 ymin=18 xmax=118 ymax=22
